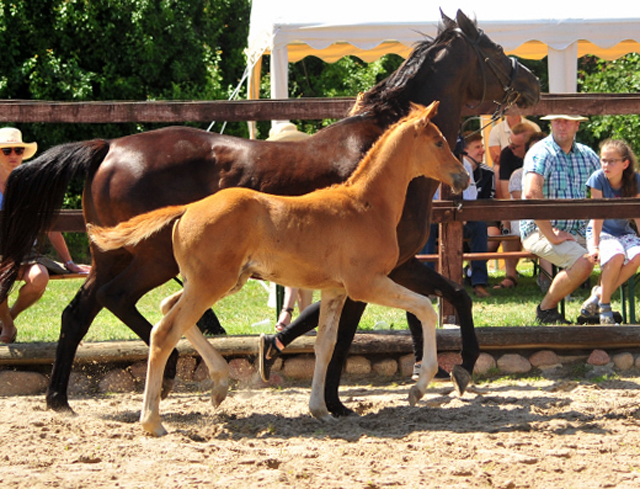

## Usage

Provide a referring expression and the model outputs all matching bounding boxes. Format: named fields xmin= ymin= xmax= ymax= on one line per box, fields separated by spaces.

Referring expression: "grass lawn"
xmin=8 ymin=260 xmax=626 ymax=343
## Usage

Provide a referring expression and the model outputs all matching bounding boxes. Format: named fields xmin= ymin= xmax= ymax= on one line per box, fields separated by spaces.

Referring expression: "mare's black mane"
xmin=350 ymin=16 xmax=472 ymax=124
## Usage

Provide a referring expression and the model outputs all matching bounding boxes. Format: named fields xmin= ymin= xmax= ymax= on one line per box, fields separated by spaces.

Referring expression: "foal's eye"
xmin=435 ymin=141 xmax=444 ymax=148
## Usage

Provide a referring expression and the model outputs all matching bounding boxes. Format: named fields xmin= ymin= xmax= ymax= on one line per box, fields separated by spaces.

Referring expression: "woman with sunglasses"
xmin=0 ymin=127 xmax=90 ymax=344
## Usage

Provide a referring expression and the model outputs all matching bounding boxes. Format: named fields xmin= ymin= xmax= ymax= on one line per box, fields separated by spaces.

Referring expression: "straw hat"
xmin=267 ymin=122 xmax=310 ymax=142
xmin=0 ymin=127 xmax=37 ymax=160
xmin=540 ymin=114 xmax=588 ymax=122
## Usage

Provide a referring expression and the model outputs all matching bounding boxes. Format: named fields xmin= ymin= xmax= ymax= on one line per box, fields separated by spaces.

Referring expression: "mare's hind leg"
xmin=309 ymin=289 xmax=347 ymax=422
xmin=390 ymin=258 xmax=477 ymax=395
xmin=348 ymin=275 xmax=439 ymax=406
xmin=160 ymin=292 xmax=229 ymax=407
xmin=47 ymin=272 xmax=104 ymax=412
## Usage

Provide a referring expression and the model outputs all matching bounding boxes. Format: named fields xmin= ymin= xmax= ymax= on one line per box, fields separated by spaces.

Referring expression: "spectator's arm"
xmin=47 ymin=231 xmax=90 ymax=274
xmin=523 ymin=171 xmax=574 ymax=245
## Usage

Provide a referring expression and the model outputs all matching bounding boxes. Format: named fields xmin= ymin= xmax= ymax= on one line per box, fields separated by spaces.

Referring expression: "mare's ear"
xmin=439 ymin=8 xmax=457 ymax=31
xmin=456 ymin=10 xmax=479 ymax=40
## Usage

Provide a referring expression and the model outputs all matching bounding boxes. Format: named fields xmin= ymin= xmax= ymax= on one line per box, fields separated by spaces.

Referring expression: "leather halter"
xmin=455 ymin=27 xmax=521 ymax=120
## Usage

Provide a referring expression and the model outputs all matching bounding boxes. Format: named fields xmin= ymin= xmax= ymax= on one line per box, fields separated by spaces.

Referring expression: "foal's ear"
xmin=422 ymin=101 xmax=439 ymax=121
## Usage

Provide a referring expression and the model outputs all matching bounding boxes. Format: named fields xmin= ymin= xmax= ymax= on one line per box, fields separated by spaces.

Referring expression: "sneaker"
xmin=599 ymin=304 xmax=618 ymax=325
xmin=536 ymin=304 xmax=571 ymax=325
xmin=258 ymin=333 xmax=281 ymax=382
xmin=580 ymin=286 xmax=601 ymax=317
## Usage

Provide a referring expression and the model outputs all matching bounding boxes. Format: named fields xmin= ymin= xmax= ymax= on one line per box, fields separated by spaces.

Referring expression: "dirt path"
xmin=2 ymin=374 xmax=640 ymax=488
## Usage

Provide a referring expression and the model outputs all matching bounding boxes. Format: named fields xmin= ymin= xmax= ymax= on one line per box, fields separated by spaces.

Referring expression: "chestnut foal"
xmin=89 ymin=102 xmax=468 ymax=436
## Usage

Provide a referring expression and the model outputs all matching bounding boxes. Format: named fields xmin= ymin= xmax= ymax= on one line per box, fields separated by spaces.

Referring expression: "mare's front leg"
xmin=390 ymin=257 xmax=477 ymax=395
xmin=309 ymin=289 xmax=347 ymax=422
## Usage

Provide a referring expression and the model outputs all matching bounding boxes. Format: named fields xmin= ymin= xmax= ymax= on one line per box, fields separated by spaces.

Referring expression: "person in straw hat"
xmin=520 ymin=115 xmax=600 ymax=325
xmin=0 ymin=127 xmax=90 ymax=344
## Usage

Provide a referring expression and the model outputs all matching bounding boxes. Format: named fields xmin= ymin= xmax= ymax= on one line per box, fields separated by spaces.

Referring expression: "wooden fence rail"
xmin=1 ymin=93 xmax=640 ymax=123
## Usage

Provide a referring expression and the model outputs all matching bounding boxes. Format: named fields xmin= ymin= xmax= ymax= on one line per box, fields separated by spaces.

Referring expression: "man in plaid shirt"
xmin=520 ymin=115 xmax=600 ymax=325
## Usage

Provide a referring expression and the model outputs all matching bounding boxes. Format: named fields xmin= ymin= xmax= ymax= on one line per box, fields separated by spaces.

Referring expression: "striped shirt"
xmin=520 ymin=134 xmax=600 ymax=239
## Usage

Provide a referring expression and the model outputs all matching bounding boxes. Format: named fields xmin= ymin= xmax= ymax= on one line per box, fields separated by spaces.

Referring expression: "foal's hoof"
xmin=408 ymin=385 xmax=425 ymax=407
xmin=161 ymin=378 xmax=175 ymax=400
xmin=211 ymin=380 xmax=229 ymax=408
xmin=451 ymin=365 xmax=472 ymax=396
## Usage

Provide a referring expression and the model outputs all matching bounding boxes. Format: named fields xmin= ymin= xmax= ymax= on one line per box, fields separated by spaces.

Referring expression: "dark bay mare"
xmin=0 ymin=10 xmax=539 ymax=415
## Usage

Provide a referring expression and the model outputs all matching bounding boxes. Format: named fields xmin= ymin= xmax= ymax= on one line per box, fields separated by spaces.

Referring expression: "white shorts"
xmin=587 ymin=231 xmax=640 ymax=266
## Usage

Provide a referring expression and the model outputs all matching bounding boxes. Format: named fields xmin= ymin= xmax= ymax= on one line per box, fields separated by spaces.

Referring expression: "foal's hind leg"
xmin=142 ymin=290 xmax=217 ymax=436
xmin=309 ymin=289 xmax=347 ymax=422
xmin=161 ymin=294 xmax=229 ymax=408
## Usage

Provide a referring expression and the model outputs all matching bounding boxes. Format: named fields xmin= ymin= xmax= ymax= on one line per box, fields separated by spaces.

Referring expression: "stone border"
xmin=1 ymin=345 xmax=639 ymax=397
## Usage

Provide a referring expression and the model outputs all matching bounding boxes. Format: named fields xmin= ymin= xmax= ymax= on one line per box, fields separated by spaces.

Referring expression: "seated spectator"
xmin=0 ymin=127 xmax=90 ymax=344
xmin=580 ymin=139 xmax=640 ymax=324
xmin=488 ymin=113 xmax=540 ymax=199
xmin=520 ymin=115 xmax=599 ymax=324
xmin=424 ymin=132 xmax=490 ymax=298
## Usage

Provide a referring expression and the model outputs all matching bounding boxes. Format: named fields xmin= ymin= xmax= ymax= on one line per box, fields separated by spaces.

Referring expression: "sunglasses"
xmin=1 ymin=147 xmax=25 ymax=156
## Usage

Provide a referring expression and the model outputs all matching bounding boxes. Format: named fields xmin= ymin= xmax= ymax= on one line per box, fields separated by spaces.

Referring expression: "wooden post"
xmin=438 ymin=184 xmax=464 ymax=325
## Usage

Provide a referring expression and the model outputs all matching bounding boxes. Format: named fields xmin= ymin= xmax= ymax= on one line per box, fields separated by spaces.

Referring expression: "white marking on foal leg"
xmin=408 ymin=297 xmax=438 ymax=406
xmin=309 ymin=290 xmax=346 ymax=422
xmin=184 ymin=326 xmax=229 ymax=406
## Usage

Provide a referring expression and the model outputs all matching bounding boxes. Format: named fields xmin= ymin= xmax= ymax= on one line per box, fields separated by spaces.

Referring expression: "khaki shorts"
xmin=522 ymin=229 xmax=588 ymax=270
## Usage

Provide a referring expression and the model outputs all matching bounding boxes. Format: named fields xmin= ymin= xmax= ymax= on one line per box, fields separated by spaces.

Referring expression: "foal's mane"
xmin=344 ymin=105 xmax=425 ymax=187
xmin=349 ymin=16 xmax=466 ymax=124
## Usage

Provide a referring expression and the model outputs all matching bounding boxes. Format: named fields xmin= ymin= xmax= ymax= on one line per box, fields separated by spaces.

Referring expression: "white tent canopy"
xmin=247 ymin=1 xmax=640 ymax=100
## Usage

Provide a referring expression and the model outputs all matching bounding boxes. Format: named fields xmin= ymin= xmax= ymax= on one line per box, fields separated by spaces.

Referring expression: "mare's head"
xmin=402 ymin=101 xmax=469 ymax=194
xmin=350 ymin=10 xmax=540 ymax=137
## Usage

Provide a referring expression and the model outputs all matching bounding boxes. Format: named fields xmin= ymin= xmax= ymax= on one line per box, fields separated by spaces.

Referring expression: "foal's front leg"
xmin=309 ymin=289 xmax=347 ymax=422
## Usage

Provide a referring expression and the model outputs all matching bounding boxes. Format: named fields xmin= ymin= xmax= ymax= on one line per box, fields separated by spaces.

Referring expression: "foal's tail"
xmin=0 ymin=140 xmax=110 ymax=301
xmin=88 ymin=205 xmax=187 ymax=252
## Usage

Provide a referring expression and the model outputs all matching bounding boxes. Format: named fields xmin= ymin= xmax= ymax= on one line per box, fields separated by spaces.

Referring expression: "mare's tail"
xmin=0 ymin=140 xmax=110 ymax=301
xmin=88 ymin=205 xmax=187 ymax=252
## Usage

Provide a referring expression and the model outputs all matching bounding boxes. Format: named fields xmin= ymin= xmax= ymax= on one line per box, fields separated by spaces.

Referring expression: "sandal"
xmin=493 ymin=275 xmax=518 ymax=289
xmin=0 ymin=327 xmax=17 ymax=344
xmin=275 ymin=307 xmax=294 ymax=332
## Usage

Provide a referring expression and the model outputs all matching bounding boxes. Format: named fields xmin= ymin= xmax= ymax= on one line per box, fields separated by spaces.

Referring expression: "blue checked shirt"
xmin=520 ymin=135 xmax=600 ymax=240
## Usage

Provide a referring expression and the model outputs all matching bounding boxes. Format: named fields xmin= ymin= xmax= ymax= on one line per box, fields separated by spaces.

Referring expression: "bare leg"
xmin=540 ymin=256 xmax=594 ymax=310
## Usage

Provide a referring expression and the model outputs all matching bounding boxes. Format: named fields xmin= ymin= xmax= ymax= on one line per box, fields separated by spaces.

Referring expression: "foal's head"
xmin=403 ymin=102 xmax=469 ymax=194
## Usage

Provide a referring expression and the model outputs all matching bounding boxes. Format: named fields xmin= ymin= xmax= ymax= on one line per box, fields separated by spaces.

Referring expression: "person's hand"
xmin=65 ymin=261 xmax=91 ymax=274
xmin=548 ymin=228 xmax=575 ymax=245
xmin=586 ymin=249 xmax=599 ymax=264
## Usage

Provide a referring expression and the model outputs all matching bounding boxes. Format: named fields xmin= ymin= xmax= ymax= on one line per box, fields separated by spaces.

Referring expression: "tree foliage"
xmin=0 ymin=0 xmax=251 ymax=151
xmin=578 ymin=53 xmax=640 ymax=152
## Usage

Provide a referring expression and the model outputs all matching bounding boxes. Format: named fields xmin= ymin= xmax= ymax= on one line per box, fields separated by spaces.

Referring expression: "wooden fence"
xmin=5 ymin=93 xmax=640 ymax=325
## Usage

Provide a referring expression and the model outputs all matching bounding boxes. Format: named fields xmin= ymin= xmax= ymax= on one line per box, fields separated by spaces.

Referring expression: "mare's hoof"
xmin=328 ymin=403 xmax=357 ymax=418
xmin=46 ymin=394 xmax=76 ymax=415
xmin=451 ymin=365 xmax=472 ymax=396
xmin=161 ymin=378 xmax=175 ymax=400
xmin=408 ymin=385 xmax=424 ymax=406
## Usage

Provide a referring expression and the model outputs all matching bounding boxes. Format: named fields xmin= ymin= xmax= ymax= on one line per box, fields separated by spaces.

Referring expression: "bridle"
xmin=455 ymin=27 xmax=522 ymax=132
